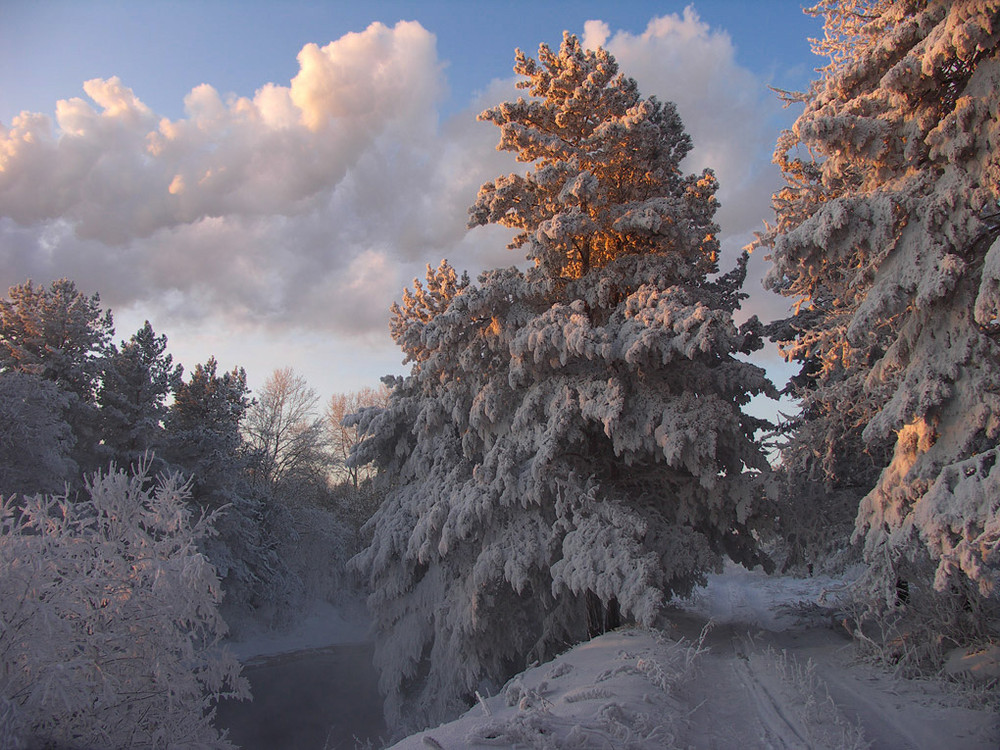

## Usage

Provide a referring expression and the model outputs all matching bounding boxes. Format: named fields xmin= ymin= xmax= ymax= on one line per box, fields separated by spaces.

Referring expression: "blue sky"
xmin=0 ymin=1 xmax=821 ymax=400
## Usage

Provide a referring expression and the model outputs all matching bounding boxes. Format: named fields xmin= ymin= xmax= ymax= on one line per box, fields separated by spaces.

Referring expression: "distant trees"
xmin=0 ymin=278 xmax=113 ymax=402
xmin=0 ymin=278 xmax=114 ymax=473
xmin=163 ymin=357 xmax=253 ymax=507
xmin=757 ymin=0 xmax=1000 ymax=632
xmin=326 ymin=384 xmax=389 ymax=489
xmin=0 ymin=463 xmax=248 ymax=749
xmin=0 ymin=372 xmax=74 ymax=497
xmin=243 ymin=367 xmax=327 ymax=495
xmin=351 ymin=34 xmax=775 ymax=732
xmin=0 ymin=275 xmax=368 ymax=651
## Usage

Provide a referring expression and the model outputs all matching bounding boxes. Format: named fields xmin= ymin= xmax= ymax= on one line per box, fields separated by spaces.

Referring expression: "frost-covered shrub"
xmin=0 ymin=463 xmax=248 ymax=748
xmin=757 ymin=1 xmax=1000 ymax=618
xmin=351 ymin=34 xmax=775 ymax=734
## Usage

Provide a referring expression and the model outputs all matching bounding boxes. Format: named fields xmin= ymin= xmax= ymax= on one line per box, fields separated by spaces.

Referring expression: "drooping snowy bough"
xmin=350 ymin=34 xmax=776 ymax=733
xmin=757 ymin=1 xmax=1000 ymax=616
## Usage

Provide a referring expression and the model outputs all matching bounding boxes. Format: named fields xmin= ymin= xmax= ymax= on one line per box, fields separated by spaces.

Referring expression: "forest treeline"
xmin=0 ymin=276 xmax=389 ymax=569
xmin=2 ymin=1 xmax=999 ymax=747
xmin=0 ymin=279 xmax=388 ymax=745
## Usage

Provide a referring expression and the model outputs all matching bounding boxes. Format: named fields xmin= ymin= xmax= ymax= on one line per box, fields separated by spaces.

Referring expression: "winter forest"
xmin=2 ymin=1 xmax=1000 ymax=748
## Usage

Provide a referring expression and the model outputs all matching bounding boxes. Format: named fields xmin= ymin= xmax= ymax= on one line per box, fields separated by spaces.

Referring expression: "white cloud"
xmin=0 ymin=12 xmax=792 ymax=363
xmin=0 ymin=21 xmax=485 ymax=337
xmin=584 ymin=8 xmax=792 ymax=323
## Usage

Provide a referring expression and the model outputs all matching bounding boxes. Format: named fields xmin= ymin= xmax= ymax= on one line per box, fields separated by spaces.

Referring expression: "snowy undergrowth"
xmin=387 ymin=627 xmax=707 ymax=750
xmin=676 ymin=560 xmax=859 ymax=631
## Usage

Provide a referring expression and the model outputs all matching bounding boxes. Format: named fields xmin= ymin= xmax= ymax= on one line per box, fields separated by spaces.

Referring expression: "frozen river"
xmin=215 ymin=642 xmax=386 ymax=749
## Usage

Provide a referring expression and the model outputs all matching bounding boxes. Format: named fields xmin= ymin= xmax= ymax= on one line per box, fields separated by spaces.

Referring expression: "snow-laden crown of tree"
xmin=757 ymin=0 xmax=1000 ymax=612
xmin=350 ymin=32 xmax=776 ymax=735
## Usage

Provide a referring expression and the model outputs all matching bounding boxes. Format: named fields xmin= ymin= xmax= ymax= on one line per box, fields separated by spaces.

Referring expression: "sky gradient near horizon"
xmin=0 ymin=1 xmax=823 ymax=402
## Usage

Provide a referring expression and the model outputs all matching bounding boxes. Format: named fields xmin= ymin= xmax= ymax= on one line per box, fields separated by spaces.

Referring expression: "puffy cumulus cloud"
xmin=582 ymin=9 xmax=791 ymax=325
xmin=0 ymin=20 xmax=496 ymax=338
xmin=0 ymin=13 xmax=793 ymax=350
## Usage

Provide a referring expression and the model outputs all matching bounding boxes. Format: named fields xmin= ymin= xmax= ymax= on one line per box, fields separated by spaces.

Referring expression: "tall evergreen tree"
xmin=97 ymin=321 xmax=183 ymax=468
xmin=757 ymin=0 xmax=1000 ymax=624
xmin=0 ymin=279 xmax=113 ymax=402
xmin=163 ymin=357 xmax=251 ymax=506
xmin=351 ymin=34 xmax=775 ymax=732
xmin=0 ymin=279 xmax=114 ymax=475
xmin=0 ymin=371 xmax=74 ymax=497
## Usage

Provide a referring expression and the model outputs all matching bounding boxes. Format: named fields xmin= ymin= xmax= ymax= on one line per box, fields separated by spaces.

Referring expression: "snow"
xmin=386 ymin=627 xmax=697 ymax=749
xmin=677 ymin=559 xmax=858 ymax=631
xmin=383 ymin=565 xmax=999 ymax=749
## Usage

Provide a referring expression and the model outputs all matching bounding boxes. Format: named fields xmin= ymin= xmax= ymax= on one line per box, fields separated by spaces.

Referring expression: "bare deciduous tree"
xmin=244 ymin=367 xmax=328 ymax=491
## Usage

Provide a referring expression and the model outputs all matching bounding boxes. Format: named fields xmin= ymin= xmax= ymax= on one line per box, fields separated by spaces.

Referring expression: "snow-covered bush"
xmin=351 ymin=34 xmax=775 ymax=733
xmin=756 ymin=0 xmax=1000 ymax=620
xmin=0 ymin=462 xmax=248 ymax=748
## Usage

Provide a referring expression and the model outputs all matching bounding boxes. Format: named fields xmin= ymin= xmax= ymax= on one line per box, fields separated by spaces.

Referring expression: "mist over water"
xmin=215 ymin=643 xmax=386 ymax=749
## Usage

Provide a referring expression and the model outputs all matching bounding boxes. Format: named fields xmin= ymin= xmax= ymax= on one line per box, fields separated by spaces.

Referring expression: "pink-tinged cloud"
xmin=0 ymin=14 xmax=791 ymax=341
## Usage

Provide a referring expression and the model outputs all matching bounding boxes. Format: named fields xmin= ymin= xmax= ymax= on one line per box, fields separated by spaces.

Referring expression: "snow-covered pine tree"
xmin=0 ymin=279 xmax=113 ymax=403
xmin=757 ymin=1 xmax=1000 ymax=617
xmin=0 ymin=371 xmax=74 ymax=496
xmin=97 ymin=320 xmax=183 ymax=468
xmin=0 ymin=278 xmax=114 ymax=476
xmin=350 ymin=33 xmax=775 ymax=733
xmin=163 ymin=357 xmax=252 ymax=507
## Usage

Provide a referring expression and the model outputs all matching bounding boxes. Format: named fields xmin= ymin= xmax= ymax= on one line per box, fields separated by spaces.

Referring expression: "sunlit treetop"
xmin=469 ymin=32 xmax=720 ymax=282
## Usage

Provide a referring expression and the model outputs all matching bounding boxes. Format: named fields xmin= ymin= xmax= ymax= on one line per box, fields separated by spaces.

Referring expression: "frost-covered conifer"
xmin=163 ymin=357 xmax=252 ymax=506
xmin=0 ymin=371 xmax=74 ymax=497
xmin=0 ymin=278 xmax=114 ymax=475
xmin=351 ymin=34 xmax=775 ymax=733
xmin=0 ymin=279 xmax=113 ymax=402
xmin=98 ymin=320 xmax=183 ymax=468
xmin=757 ymin=1 xmax=1000 ymax=611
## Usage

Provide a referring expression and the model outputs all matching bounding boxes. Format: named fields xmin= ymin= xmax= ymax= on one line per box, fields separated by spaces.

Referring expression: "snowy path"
xmin=672 ymin=615 xmax=997 ymax=749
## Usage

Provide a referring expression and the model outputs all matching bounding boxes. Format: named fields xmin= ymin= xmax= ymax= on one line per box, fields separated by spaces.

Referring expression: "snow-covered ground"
xmin=386 ymin=564 xmax=999 ymax=749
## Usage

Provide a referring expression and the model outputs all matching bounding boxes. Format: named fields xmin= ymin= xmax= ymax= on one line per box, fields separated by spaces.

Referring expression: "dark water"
xmin=215 ymin=643 xmax=387 ymax=750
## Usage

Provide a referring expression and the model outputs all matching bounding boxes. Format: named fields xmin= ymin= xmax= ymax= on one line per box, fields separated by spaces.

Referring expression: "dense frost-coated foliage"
xmin=98 ymin=321 xmax=183 ymax=468
xmin=0 ymin=278 xmax=114 ymax=474
xmin=0 ymin=371 xmax=74 ymax=497
xmin=757 ymin=1 xmax=1000 ymax=603
xmin=351 ymin=34 xmax=775 ymax=734
xmin=0 ymin=463 xmax=247 ymax=748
